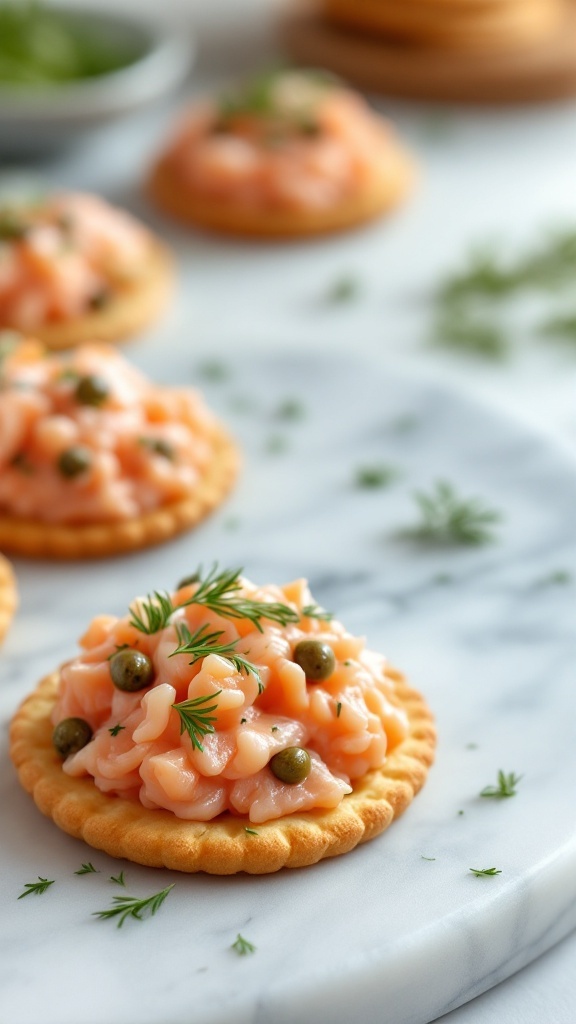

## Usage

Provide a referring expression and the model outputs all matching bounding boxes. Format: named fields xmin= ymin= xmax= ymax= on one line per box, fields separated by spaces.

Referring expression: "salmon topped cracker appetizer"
xmin=147 ymin=69 xmax=415 ymax=239
xmin=10 ymin=568 xmax=435 ymax=873
xmin=0 ymin=192 xmax=172 ymax=349
xmin=0 ymin=340 xmax=239 ymax=558
xmin=0 ymin=553 xmax=17 ymax=643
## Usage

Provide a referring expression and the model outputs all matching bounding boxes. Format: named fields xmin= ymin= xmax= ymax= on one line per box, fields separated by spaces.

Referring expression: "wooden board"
xmin=281 ymin=5 xmax=576 ymax=104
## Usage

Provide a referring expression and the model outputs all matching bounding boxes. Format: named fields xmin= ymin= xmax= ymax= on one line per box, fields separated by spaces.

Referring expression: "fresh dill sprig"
xmin=179 ymin=565 xmax=299 ymax=634
xmin=301 ymin=603 xmax=333 ymax=621
xmin=93 ymin=883 xmax=174 ymax=928
xmin=469 ymin=867 xmax=502 ymax=877
xmin=129 ymin=590 xmax=174 ymax=635
xmin=108 ymin=723 xmax=125 ymax=737
xmin=18 ymin=877 xmax=55 ymax=899
xmin=245 ymin=827 xmax=259 ymax=836
xmin=231 ymin=933 xmax=257 ymax=955
xmin=480 ymin=770 xmax=522 ymax=799
xmin=421 ymin=855 xmax=436 ymax=862
xmin=75 ymin=863 xmax=98 ymax=875
xmin=335 ymin=701 xmax=342 ymax=718
xmin=172 ymin=689 xmax=223 ymax=752
xmin=170 ymin=622 xmax=262 ymax=690
xmin=354 ymin=463 xmax=401 ymax=489
xmin=438 ymin=248 xmax=517 ymax=304
xmin=110 ymin=871 xmax=126 ymax=887
xmin=402 ymin=480 xmax=502 ymax=546
xmin=433 ymin=305 xmax=508 ymax=359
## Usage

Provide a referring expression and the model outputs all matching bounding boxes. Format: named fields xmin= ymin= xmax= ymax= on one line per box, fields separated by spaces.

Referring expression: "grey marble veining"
xmin=1 ymin=351 xmax=576 ymax=1024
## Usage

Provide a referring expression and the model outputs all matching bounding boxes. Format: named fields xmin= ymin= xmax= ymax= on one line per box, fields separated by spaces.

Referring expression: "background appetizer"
xmin=0 ymin=191 xmax=172 ymax=348
xmin=10 ymin=568 xmax=436 ymax=873
xmin=0 ymin=339 xmax=239 ymax=558
xmin=147 ymin=68 xmax=415 ymax=239
xmin=0 ymin=552 xmax=17 ymax=643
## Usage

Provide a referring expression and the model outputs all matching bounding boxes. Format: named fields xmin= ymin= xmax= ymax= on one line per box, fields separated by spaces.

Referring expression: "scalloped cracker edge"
xmin=10 ymin=665 xmax=436 ymax=874
xmin=0 ymin=424 xmax=239 ymax=559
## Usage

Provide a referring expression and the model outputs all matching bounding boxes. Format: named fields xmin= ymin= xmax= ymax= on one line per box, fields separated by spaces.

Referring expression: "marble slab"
xmin=1 ymin=350 xmax=576 ymax=1024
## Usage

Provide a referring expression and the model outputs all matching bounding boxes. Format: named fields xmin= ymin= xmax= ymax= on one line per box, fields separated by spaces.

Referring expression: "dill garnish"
xmin=110 ymin=871 xmax=126 ymax=887
xmin=108 ymin=723 xmax=125 ymax=737
xmin=354 ymin=463 xmax=401 ymax=489
xmin=75 ymin=863 xmax=98 ymax=875
xmin=326 ymin=275 xmax=360 ymax=303
xmin=275 ymin=398 xmax=305 ymax=421
xmin=170 ymin=622 xmax=262 ymax=689
xmin=18 ymin=877 xmax=54 ymax=898
xmin=433 ymin=306 xmax=507 ymax=359
xmin=336 ymin=701 xmax=342 ymax=718
xmin=231 ymin=933 xmax=257 ymax=955
xmin=129 ymin=590 xmax=174 ymax=635
xmin=301 ymin=604 xmax=333 ymax=621
xmin=402 ymin=480 xmax=501 ymax=546
xmin=93 ymin=884 xmax=174 ymax=928
xmin=171 ymin=690 xmax=222 ymax=752
xmin=245 ymin=827 xmax=259 ymax=836
xmin=469 ymin=867 xmax=502 ymax=877
xmin=480 ymin=770 xmax=522 ymax=799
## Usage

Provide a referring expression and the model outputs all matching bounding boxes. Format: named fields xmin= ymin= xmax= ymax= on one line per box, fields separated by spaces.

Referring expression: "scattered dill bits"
xmin=265 ymin=434 xmax=288 ymax=455
xmin=421 ymin=855 xmax=436 ymax=862
xmin=231 ymin=933 xmax=257 ymax=955
xmin=93 ymin=883 xmax=174 ymax=928
xmin=469 ymin=867 xmax=502 ymax=878
xmin=197 ymin=359 xmax=229 ymax=382
xmin=108 ymin=723 xmax=125 ymax=737
xmin=271 ymin=726 xmax=279 ymax=733
xmin=301 ymin=604 xmax=333 ymax=621
xmin=172 ymin=689 xmax=222 ymax=753
xmin=437 ymin=248 xmax=517 ymax=305
xmin=245 ymin=827 xmax=259 ymax=836
xmin=457 ymin=810 xmax=465 ymax=816
xmin=533 ymin=569 xmax=572 ymax=587
xmin=110 ymin=872 xmax=126 ymax=887
xmin=75 ymin=863 xmax=98 ymax=875
xmin=432 ymin=572 xmax=453 ymax=586
xmin=18 ymin=877 xmax=55 ymax=899
xmin=433 ymin=305 xmax=507 ymax=359
xmin=336 ymin=701 xmax=342 ymax=718
xmin=240 ymin=717 xmax=247 ymax=724
xmin=480 ymin=770 xmax=522 ymax=799
xmin=325 ymin=274 xmax=360 ymax=303
xmin=274 ymin=398 xmax=305 ymax=421
xmin=354 ymin=463 xmax=401 ymax=489
xmin=401 ymin=480 xmax=502 ymax=546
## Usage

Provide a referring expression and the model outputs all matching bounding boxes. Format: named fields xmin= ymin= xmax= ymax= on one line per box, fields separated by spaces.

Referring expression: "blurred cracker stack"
xmin=282 ymin=0 xmax=576 ymax=103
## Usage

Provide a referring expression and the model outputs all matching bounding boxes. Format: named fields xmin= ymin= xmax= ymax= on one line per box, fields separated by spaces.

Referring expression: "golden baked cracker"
xmin=0 ymin=553 xmax=17 ymax=643
xmin=320 ymin=0 xmax=563 ymax=51
xmin=147 ymin=149 xmax=415 ymax=240
xmin=0 ymin=425 xmax=239 ymax=560
xmin=10 ymin=665 xmax=435 ymax=874
xmin=26 ymin=239 xmax=173 ymax=352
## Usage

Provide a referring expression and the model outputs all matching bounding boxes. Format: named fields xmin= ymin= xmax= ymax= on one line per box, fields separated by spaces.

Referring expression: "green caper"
xmin=74 ymin=374 xmax=109 ymax=407
xmin=109 ymin=648 xmax=154 ymax=692
xmin=53 ymin=717 xmax=92 ymax=757
xmin=57 ymin=446 xmax=92 ymax=479
xmin=138 ymin=437 xmax=175 ymax=460
xmin=293 ymin=639 xmax=335 ymax=681
xmin=269 ymin=747 xmax=311 ymax=785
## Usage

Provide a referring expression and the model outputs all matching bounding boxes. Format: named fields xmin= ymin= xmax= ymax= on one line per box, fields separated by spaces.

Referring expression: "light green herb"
xmin=108 ymin=723 xmax=125 ymax=737
xmin=469 ymin=867 xmax=502 ymax=877
xmin=75 ymin=863 xmax=98 ymax=875
xmin=480 ymin=770 xmax=522 ymax=799
xmin=93 ymin=883 xmax=174 ymax=928
xmin=355 ymin=463 xmax=401 ymax=489
xmin=534 ymin=569 xmax=572 ymax=587
xmin=433 ymin=305 xmax=507 ymax=359
xmin=402 ymin=480 xmax=502 ymax=546
xmin=245 ymin=828 xmax=259 ymax=836
xmin=172 ymin=690 xmax=222 ymax=753
xmin=421 ymin=855 xmax=436 ymax=862
xmin=301 ymin=604 xmax=333 ymax=621
xmin=18 ymin=877 xmax=54 ymax=899
xmin=325 ymin=275 xmax=360 ymax=303
xmin=197 ymin=359 xmax=229 ymax=382
xmin=275 ymin=398 xmax=305 ymax=421
xmin=170 ymin=623 xmax=262 ymax=692
xmin=110 ymin=872 xmax=126 ymax=887
xmin=231 ymin=933 xmax=257 ymax=956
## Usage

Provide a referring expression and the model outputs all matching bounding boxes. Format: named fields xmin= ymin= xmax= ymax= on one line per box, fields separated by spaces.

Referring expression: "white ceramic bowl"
xmin=0 ymin=6 xmax=193 ymax=157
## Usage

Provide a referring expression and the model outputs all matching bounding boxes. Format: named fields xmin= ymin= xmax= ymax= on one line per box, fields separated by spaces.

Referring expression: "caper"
xmin=74 ymin=374 xmax=109 ymax=407
xmin=57 ymin=446 xmax=92 ymax=479
xmin=53 ymin=717 xmax=92 ymax=757
xmin=269 ymin=747 xmax=311 ymax=785
xmin=293 ymin=639 xmax=335 ymax=681
xmin=138 ymin=437 xmax=175 ymax=460
xmin=109 ymin=648 xmax=154 ymax=692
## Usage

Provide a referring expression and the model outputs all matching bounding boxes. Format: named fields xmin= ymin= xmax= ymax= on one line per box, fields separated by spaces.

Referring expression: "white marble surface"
xmin=2 ymin=2 xmax=576 ymax=1022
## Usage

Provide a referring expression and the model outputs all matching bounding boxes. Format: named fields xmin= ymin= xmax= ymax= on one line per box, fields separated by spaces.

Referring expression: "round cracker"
xmin=146 ymin=146 xmax=415 ymax=240
xmin=0 ymin=553 xmax=17 ymax=643
xmin=0 ymin=424 xmax=239 ymax=559
xmin=11 ymin=238 xmax=173 ymax=352
xmin=9 ymin=665 xmax=436 ymax=874
xmin=320 ymin=0 xmax=563 ymax=51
